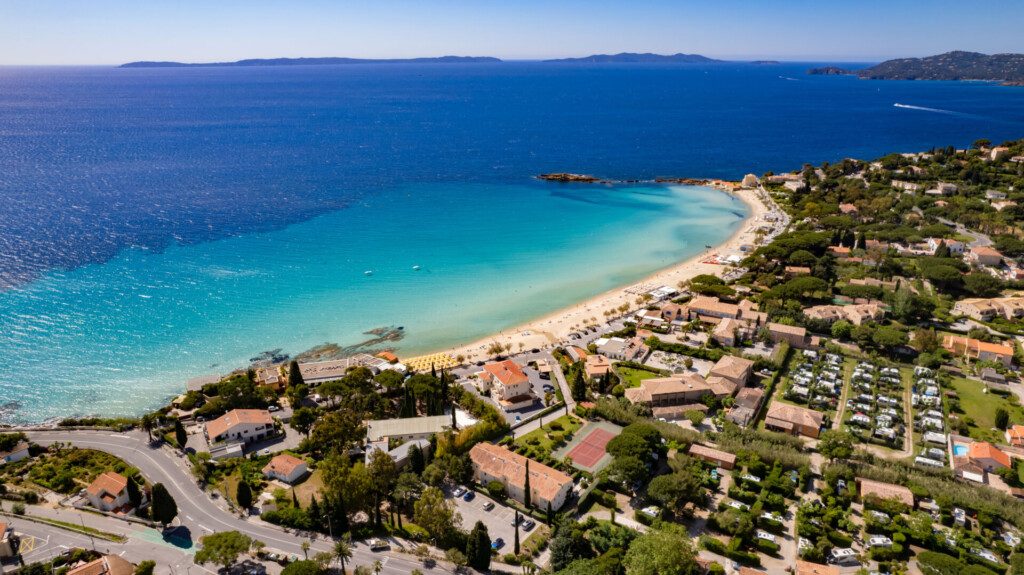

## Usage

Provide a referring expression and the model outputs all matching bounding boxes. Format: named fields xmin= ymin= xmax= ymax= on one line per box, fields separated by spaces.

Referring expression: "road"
xmin=26 ymin=430 xmax=458 ymax=575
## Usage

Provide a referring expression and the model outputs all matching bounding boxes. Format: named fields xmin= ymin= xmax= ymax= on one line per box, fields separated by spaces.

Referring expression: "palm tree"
xmin=373 ymin=559 xmax=383 ymax=575
xmin=301 ymin=540 xmax=311 ymax=559
xmin=140 ymin=413 xmax=156 ymax=442
xmin=334 ymin=539 xmax=353 ymax=573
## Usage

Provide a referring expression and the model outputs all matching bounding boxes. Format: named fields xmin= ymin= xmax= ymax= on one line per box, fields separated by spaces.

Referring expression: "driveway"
xmin=448 ymin=488 xmax=517 ymax=551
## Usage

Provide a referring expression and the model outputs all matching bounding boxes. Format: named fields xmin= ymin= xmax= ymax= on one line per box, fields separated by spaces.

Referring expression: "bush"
xmin=12 ymin=502 xmax=25 ymax=515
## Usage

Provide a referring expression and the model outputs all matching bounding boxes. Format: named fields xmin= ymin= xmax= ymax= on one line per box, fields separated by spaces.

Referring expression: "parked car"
xmin=452 ymin=486 xmax=466 ymax=497
xmin=463 ymin=491 xmax=475 ymax=502
xmin=268 ymin=405 xmax=280 ymax=412
xmin=492 ymin=538 xmax=505 ymax=550
xmin=522 ymin=519 xmax=536 ymax=531
xmin=483 ymin=501 xmax=495 ymax=511
xmin=370 ymin=539 xmax=390 ymax=551
xmin=511 ymin=514 xmax=522 ymax=526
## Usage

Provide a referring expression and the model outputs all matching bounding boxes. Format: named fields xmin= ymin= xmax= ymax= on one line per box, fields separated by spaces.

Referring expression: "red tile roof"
xmin=86 ymin=471 xmax=128 ymax=497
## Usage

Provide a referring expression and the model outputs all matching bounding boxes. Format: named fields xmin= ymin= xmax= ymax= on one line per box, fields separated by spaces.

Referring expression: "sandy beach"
xmin=418 ymin=183 xmax=785 ymax=366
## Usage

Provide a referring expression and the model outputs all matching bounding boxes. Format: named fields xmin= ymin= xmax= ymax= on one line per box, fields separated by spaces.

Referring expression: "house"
xmin=688 ymin=444 xmax=736 ymax=470
xmin=741 ymin=174 xmax=759 ymax=188
xmin=66 ymin=555 xmax=136 ymax=575
xmin=712 ymin=318 xmax=747 ymax=347
xmin=296 ymin=353 xmax=401 ymax=385
xmin=764 ymin=403 xmax=824 ymax=438
xmin=891 ymin=180 xmax=922 ymax=192
xmin=684 ymin=296 xmax=740 ymax=321
xmin=366 ymin=415 xmax=451 ymax=443
xmin=0 ymin=441 xmax=30 ymax=466
xmin=584 ymin=354 xmax=612 ymax=380
xmin=206 ymin=409 xmax=275 ymax=446
xmin=1008 ymin=425 xmax=1024 ymax=448
xmin=857 ymin=477 xmax=914 ymax=507
xmin=942 ymin=335 xmax=1014 ymax=367
xmin=838 ymin=203 xmax=858 ymax=215
xmin=469 ymin=443 xmax=573 ymax=510
xmin=936 ymin=182 xmax=958 ymax=194
xmin=85 ymin=471 xmax=130 ymax=512
xmin=828 ymin=245 xmax=851 ymax=258
xmin=254 ymin=365 xmax=285 ymax=391
xmin=970 ymin=246 xmax=1004 ymax=267
xmin=766 ymin=322 xmax=809 ymax=348
xmin=783 ymin=180 xmax=804 ymax=192
xmin=784 ymin=266 xmax=811 ymax=277
xmin=981 ymin=368 xmax=1006 ymax=385
xmin=804 ymin=303 xmax=885 ymax=326
xmin=986 ymin=190 xmax=1008 ymax=201
xmin=0 ymin=521 xmax=18 ymax=559
xmin=624 ymin=373 xmax=734 ymax=407
xmin=480 ymin=360 xmax=536 ymax=410
xmin=795 ymin=560 xmax=839 ymax=575
xmin=968 ymin=442 xmax=1010 ymax=472
xmin=990 ymin=147 xmax=1011 ymax=161
xmin=708 ymin=355 xmax=754 ymax=389
xmin=566 ymin=345 xmax=589 ymax=362
xmin=365 ymin=438 xmax=431 ymax=470
xmin=727 ymin=387 xmax=765 ymax=427
xmin=262 ymin=453 xmax=308 ymax=484
xmin=596 ymin=336 xmax=649 ymax=363
xmin=927 ymin=237 xmax=965 ymax=255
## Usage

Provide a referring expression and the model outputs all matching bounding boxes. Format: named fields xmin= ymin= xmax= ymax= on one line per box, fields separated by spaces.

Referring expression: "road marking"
xmin=186 ymin=515 xmax=194 ymax=521
xmin=199 ymin=524 xmax=213 ymax=532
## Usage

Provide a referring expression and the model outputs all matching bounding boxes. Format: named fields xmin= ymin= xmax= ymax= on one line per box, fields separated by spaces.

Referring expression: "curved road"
xmin=26 ymin=429 xmax=457 ymax=575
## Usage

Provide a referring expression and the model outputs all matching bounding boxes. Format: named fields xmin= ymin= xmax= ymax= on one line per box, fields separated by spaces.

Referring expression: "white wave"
xmin=893 ymin=103 xmax=958 ymax=115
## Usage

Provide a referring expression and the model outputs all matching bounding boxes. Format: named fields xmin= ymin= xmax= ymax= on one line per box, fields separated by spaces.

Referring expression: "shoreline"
xmin=417 ymin=182 xmax=785 ymax=367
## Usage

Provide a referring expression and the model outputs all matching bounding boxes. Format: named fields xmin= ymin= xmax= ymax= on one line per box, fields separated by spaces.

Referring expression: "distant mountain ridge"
xmin=808 ymin=51 xmax=1024 ymax=85
xmin=543 ymin=52 xmax=722 ymax=63
xmin=120 ymin=56 xmax=502 ymax=68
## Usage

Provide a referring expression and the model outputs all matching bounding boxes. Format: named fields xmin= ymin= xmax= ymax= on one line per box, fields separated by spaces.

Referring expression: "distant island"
xmin=808 ymin=51 xmax=1024 ymax=85
xmin=543 ymin=52 xmax=722 ymax=64
xmin=120 ymin=56 xmax=502 ymax=68
xmin=750 ymin=60 xmax=781 ymax=65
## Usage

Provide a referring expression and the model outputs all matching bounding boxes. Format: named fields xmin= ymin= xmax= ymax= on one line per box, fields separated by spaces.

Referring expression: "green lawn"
xmin=514 ymin=415 xmax=583 ymax=456
xmin=949 ymin=376 xmax=1024 ymax=443
xmin=617 ymin=366 xmax=660 ymax=388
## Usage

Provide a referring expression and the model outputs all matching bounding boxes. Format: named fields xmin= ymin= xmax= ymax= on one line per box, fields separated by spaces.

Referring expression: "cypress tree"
xmin=236 ymin=480 xmax=252 ymax=510
xmin=288 ymin=360 xmax=305 ymax=388
xmin=523 ymin=460 xmax=531 ymax=509
xmin=174 ymin=419 xmax=187 ymax=450
xmin=409 ymin=443 xmax=425 ymax=475
xmin=126 ymin=477 xmax=142 ymax=508
xmin=513 ymin=510 xmax=520 ymax=555
xmin=150 ymin=483 xmax=177 ymax=528
xmin=309 ymin=495 xmax=322 ymax=530
xmin=466 ymin=521 xmax=491 ymax=571
xmin=292 ymin=488 xmax=300 ymax=508
xmin=546 ymin=501 xmax=553 ymax=526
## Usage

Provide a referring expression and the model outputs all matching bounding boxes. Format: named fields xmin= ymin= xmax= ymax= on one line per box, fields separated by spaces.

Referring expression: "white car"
xmin=452 ymin=486 xmax=466 ymax=497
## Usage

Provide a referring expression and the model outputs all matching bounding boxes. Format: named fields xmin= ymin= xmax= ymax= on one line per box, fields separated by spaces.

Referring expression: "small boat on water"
xmin=364 ymin=270 xmax=373 ymax=276
xmin=413 ymin=265 xmax=421 ymax=271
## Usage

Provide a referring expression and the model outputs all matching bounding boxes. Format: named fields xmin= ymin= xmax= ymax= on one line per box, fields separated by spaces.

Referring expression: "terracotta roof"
xmin=765 ymin=403 xmax=823 ymax=429
xmin=767 ymin=322 xmax=806 ymax=336
xmin=734 ymin=387 xmax=765 ymax=409
xmin=796 ymin=561 xmax=839 ymax=575
xmin=469 ymin=443 xmax=572 ymax=504
xmin=624 ymin=373 xmax=732 ymax=404
xmin=262 ymin=453 xmax=306 ymax=478
xmin=688 ymin=444 xmax=736 ymax=466
xmin=482 ymin=360 xmax=529 ymax=387
xmin=709 ymin=355 xmax=754 ymax=382
xmin=857 ymin=477 xmax=914 ymax=507
xmin=686 ymin=296 xmax=740 ymax=317
xmin=969 ymin=441 xmax=1011 ymax=468
xmin=1008 ymin=425 xmax=1024 ymax=444
xmin=942 ymin=335 xmax=1014 ymax=357
xmin=67 ymin=555 xmax=135 ymax=575
xmin=206 ymin=408 xmax=273 ymax=440
xmin=972 ymin=246 xmax=1003 ymax=258
xmin=86 ymin=471 xmax=128 ymax=497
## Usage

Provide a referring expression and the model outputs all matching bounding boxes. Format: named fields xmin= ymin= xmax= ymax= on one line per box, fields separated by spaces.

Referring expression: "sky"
xmin=2 ymin=0 xmax=1023 ymax=65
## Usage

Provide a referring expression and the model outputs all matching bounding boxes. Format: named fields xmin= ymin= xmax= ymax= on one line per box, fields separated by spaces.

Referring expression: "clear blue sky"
xmin=2 ymin=0 xmax=1022 ymax=65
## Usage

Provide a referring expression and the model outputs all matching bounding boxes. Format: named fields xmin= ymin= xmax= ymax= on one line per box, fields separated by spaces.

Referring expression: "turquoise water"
xmin=953 ymin=445 xmax=968 ymax=456
xmin=0 ymin=181 xmax=745 ymax=422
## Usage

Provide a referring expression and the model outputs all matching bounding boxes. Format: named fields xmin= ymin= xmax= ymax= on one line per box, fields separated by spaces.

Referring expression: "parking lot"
xmin=447 ymin=486 xmax=533 ymax=551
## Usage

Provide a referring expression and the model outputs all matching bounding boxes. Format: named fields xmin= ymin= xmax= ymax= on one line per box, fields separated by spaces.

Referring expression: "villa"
xmin=205 ymin=408 xmax=275 ymax=445
xmin=952 ymin=297 xmax=1024 ymax=321
xmin=970 ymin=246 xmax=1004 ymax=267
xmin=766 ymin=322 xmax=809 ymax=348
xmin=727 ymin=387 xmax=765 ymax=427
xmin=804 ymin=303 xmax=885 ymax=326
xmin=584 ymin=354 xmax=612 ymax=380
xmin=262 ymin=453 xmax=308 ymax=484
xmin=479 ymin=359 xmax=536 ymax=411
xmin=596 ymin=336 xmax=649 ymax=363
xmin=764 ymin=403 xmax=824 ymax=439
xmin=469 ymin=442 xmax=573 ymax=510
xmin=624 ymin=373 xmax=734 ymax=407
xmin=688 ymin=444 xmax=736 ymax=470
xmin=1007 ymin=425 xmax=1024 ymax=448
xmin=968 ymin=441 xmax=1010 ymax=472
xmin=85 ymin=471 xmax=130 ymax=512
xmin=708 ymin=355 xmax=755 ymax=389
xmin=942 ymin=335 xmax=1014 ymax=367
xmin=67 ymin=555 xmax=136 ymax=575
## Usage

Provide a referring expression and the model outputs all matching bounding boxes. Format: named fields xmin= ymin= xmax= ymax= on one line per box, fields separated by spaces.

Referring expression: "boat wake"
xmin=893 ymin=103 xmax=958 ymax=115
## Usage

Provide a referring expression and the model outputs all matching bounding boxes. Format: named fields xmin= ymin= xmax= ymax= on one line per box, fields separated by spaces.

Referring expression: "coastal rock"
xmin=538 ymin=173 xmax=602 ymax=183
xmin=808 ymin=66 xmax=853 ymax=76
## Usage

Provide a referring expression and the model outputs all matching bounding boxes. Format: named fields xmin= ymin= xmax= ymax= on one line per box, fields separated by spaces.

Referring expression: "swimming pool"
xmin=953 ymin=444 xmax=968 ymax=456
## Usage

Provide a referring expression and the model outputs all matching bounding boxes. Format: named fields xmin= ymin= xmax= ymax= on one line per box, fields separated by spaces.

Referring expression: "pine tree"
xmin=466 ymin=521 xmax=491 ymax=571
xmin=523 ymin=460 xmax=531 ymax=509
xmin=570 ymin=364 xmax=587 ymax=401
xmin=236 ymin=480 xmax=252 ymax=509
xmin=409 ymin=443 xmax=425 ymax=475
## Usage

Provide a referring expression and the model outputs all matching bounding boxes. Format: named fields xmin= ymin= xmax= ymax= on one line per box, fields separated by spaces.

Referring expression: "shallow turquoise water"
xmin=0 ymin=181 xmax=745 ymax=422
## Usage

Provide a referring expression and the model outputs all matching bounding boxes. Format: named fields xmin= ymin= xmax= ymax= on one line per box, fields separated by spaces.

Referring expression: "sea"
xmin=1 ymin=62 xmax=1022 ymax=423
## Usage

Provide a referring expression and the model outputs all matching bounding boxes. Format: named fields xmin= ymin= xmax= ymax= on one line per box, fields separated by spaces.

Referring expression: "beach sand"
xmin=416 ymin=184 xmax=785 ymax=366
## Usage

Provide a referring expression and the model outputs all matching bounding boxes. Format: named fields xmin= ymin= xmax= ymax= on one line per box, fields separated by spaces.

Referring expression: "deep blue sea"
xmin=1 ymin=62 xmax=1022 ymax=422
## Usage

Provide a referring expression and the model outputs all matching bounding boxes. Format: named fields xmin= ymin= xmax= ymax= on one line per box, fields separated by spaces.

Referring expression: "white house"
xmin=262 ymin=453 xmax=308 ymax=484
xmin=205 ymin=409 xmax=275 ymax=445
xmin=85 ymin=471 xmax=130 ymax=512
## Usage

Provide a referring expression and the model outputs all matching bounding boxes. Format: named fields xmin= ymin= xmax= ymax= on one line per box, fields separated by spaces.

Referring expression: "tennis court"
xmin=553 ymin=420 xmax=622 ymax=473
